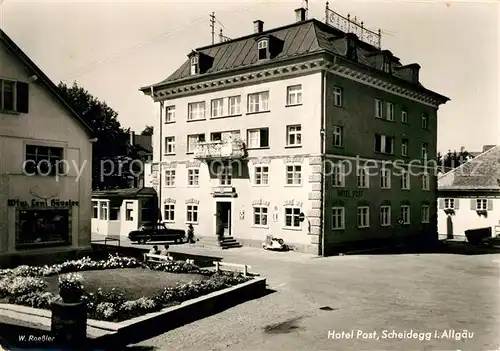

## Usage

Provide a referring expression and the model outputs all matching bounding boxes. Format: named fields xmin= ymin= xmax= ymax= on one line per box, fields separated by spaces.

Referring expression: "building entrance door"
xmin=216 ymin=202 xmax=231 ymax=237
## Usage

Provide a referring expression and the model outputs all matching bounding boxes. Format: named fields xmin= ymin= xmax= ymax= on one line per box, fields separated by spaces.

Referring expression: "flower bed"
xmin=0 ymin=255 xmax=251 ymax=322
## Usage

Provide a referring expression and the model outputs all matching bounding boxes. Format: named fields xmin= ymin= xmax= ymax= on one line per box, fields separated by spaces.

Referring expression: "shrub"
xmin=0 ymin=276 xmax=47 ymax=298
xmin=147 ymin=260 xmax=201 ymax=274
xmin=58 ymin=273 xmax=84 ymax=303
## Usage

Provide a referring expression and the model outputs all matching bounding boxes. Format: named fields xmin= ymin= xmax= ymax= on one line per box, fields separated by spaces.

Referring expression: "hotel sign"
xmin=337 ymin=190 xmax=364 ymax=198
xmin=7 ymin=199 xmax=80 ymax=207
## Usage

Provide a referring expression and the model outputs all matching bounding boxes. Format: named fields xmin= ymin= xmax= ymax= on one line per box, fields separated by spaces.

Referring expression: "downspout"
xmin=153 ymin=85 xmax=164 ymax=222
xmin=320 ymin=68 xmax=327 ymax=257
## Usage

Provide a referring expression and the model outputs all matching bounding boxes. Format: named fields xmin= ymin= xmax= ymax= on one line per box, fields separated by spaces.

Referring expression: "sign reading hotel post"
xmin=7 ymin=199 xmax=80 ymax=208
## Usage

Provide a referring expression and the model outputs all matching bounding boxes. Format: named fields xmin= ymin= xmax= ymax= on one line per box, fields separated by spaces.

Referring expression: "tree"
xmin=438 ymin=148 xmax=474 ymax=173
xmin=58 ymin=81 xmax=134 ymax=190
xmin=141 ymin=125 xmax=153 ymax=136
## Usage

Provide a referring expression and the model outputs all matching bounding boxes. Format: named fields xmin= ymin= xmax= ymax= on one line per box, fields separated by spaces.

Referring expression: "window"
xmin=421 ymin=113 xmax=428 ymax=129
xmin=190 ymin=56 xmax=198 ymax=75
xmin=286 ymin=85 xmax=302 ymax=105
xmin=211 ymin=130 xmax=239 ymax=142
xmin=253 ymin=206 xmax=268 ymax=226
xmin=386 ymin=102 xmax=394 ymax=121
xmin=381 ymin=169 xmax=391 ymax=189
xmin=164 ymin=204 xmax=175 ymax=222
xmin=444 ymin=198 xmax=455 ymax=210
xmin=218 ymin=165 xmax=232 ymax=186
xmin=375 ymin=99 xmax=383 ymax=118
xmin=187 ymin=134 xmax=205 ymax=153
xmin=375 ymin=134 xmax=394 ymax=154
xmin=401 ymin=110 xmax=408 ymax=124
xmin=99 ymin=201 xmax=108 ymax=220
xmin=24 ymin=145 xmax=64 ymax=176
xmin=247 ymin=128 xmax=269 ymax=148
xmin=476 ymin=199 xmax=487 ymax=210
xmin=211 ymin=98 xmax=224 ymax=118
xmin=187 ymin=168 xmax=199 ymax=186
xmin=165 ymin=169 xmax=176 ymax=187
xmin=421 ymin=205 xmax=430 ymax=223
xmin=422 ymin=173 xmax=430 ymax=191
xmin=164 ymin=137 xmax=175 ymax=154
xmin=332 ymin=163 xmax=345 ymax=187
xmin=109 ymin=204 xmax=120 ymax=221
xmin=92 ymin=201 xmax=98 ymax=219
xmin=286 ymin=125 xmax=302 ymax=146
xmin=186 ymin=205 xmax=198 ymax=223
xmin=254 ymin=165 xmax=269 ymax=185
xmin=17 ymin=209 xmax=70 ymax=247
xmin=165 ymin=105 xmax=175 ymax=123
xmin=333 ymin=126 xmax=343 ymax=147
xmin=332 ymin=207 xmax=345 ymax=230
xmin=125 ymin=201 xmax=134 ymax=221
xmin=188 ymin=101 xmax=206 ymax=120
xmin=401 ymin=139 xmax=408 ymax=157
xmin=380 ymin=206 xmax=391 ymax=226
xmin=383 ymin=61 xmax=391 ymax=73
xmin=284 ymin=207 xmax=301 ymax=228
xmin=228 ymin=96 xmax=241 ymax=115
xmin=247 ymin=91 xmax=269 ymax=113
xmin=401 ymin=205 xmax=410 ymax=224
xmin=333 ymin=87 xmax=343 ymax=107
xmin=401 ymin=169 xmax=410 ymax=190
xmin=357 ymin=167 xmax=369 ymax=188
xmin=357 ymin=206 xmax=370 ymax=228
xmin=286 ymin=165 xmax=302 ymax=185
xmin=421 ymin=143 xmax=428 ymax=159
xmin=1 ymin=79 xmax=16 ymax=112
xmin=257 ymin=39 xmax=268 ymax=60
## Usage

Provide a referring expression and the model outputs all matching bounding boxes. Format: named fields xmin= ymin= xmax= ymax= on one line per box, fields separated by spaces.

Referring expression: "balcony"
xmin=211 ymin=186 xmax=237 ymax=198
xmin=193 ymin=137 xmax=246 ymax=160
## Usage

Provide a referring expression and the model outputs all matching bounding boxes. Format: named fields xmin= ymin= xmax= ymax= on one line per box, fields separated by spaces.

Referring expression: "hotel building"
xmin=140 ymin=6 xmax=449 ymax=255
xmin=0 ymin=30 xmax=93 ymax=266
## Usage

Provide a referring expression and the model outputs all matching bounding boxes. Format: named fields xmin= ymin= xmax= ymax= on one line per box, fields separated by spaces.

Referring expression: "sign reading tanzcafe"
xmin=7 ymin=199 xmax=80 ymax=207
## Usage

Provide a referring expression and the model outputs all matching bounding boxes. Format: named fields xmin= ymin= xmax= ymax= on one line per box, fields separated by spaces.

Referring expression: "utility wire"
xmin=63 ymin=0 xmax=273 ymax=80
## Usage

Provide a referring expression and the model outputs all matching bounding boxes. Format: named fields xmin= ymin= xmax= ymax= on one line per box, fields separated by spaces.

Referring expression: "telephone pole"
xmin=210 ymin=12 xmax=216 ymax=44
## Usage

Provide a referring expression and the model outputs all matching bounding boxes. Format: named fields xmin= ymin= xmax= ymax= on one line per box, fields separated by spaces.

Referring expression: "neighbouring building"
xmin=139 ymin=5 xmax=449 ymax=255
xmin=438 ymin=145 xmax=500 ymax=240
xmin=0 ymin=29 xmax=93 ymax=266
xmin=127 ymin=131 xmax=153 ymax=188
xmin=91 ymin=187 xmax=158 ymax=237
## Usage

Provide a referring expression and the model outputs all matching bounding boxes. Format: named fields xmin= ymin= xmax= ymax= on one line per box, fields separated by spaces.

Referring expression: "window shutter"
xmin=438 ymin=198 xmax=444 ymax=209
xmin=470 ymin=199 xmax=476 ymax=210
xmin=454 ymin=199 xmax=460 ymax=210
xmin=260 ymin=129 xmax=269 ymax=147
xmin=487 ymin=199 xmax=493 ymax=211
xmin=16 ymin=82 xmax=29 ymax=113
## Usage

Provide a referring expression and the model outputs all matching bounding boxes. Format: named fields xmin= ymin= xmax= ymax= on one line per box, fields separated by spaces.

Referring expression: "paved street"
xmin=102 ymin=236 xmax=500 ymax=351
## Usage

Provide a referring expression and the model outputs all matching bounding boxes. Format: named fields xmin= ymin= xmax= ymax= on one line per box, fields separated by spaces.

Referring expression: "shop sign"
xmin=7 ymin=199 xmax=80 ymax=208
xmin=337 ymin=190 xmax=364 ymax=198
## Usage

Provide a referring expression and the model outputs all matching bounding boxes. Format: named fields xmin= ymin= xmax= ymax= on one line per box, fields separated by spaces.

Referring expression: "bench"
xmin=143 ymin=253 xmax=174 ymax=263
xmin=143 ymin=253 xmax=195 ymax=265
xmin=213 ymin=261 xmax=257 ymax=277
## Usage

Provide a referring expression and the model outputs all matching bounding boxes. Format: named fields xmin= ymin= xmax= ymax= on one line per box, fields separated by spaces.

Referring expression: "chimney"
xmin=253 ymin=20 xmax=264 ymax=34
xmin=130 ymin=131 xmax=135 ymax=146
xmin=295 ymin=8 xmax=306 ymax=22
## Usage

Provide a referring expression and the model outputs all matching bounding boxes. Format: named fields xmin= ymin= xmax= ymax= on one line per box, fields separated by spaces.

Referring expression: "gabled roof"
xmin=438 ymin=145 xmax=500 ymax=191
xmin=140 ymin=18 xmax=449 ymax=103
xmin=0 ymin=29 xmax=93 ymax=136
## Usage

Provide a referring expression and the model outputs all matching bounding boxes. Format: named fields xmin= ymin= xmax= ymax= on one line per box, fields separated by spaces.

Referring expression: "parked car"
xmin=128 ymin=222 xmax=185 ymax=244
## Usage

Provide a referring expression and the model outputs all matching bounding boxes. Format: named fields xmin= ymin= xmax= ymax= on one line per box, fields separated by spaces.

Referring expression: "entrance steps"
xmin=198 ymin=236 xmax=242 ymax=249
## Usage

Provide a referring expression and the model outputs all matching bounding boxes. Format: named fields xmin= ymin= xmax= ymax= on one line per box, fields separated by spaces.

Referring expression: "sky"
xmin=1 ymin=0 xmax=498 ymax=153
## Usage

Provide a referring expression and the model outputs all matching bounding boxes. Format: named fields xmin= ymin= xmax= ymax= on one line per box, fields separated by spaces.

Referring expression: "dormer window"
xmin=257 ymin=40 xmax=268 ymax=60
xmin=190 ymin=56 xmax=199 ymax=75
xmin=383 ymin=60 xmax=391 ymax=73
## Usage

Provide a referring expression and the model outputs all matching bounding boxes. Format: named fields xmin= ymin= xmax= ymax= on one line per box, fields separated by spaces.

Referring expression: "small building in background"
xmin=126 ymin=131 xmax=153 ymax=188
xmin=91 ymin=187 xmax=158 ymax=237
xmin=437 ymin=145 xmax=500 ymax=240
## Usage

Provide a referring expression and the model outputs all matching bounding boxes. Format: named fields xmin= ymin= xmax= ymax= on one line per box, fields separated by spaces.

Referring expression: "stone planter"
xmin=51 ymin=300 xmax=87 ymax=348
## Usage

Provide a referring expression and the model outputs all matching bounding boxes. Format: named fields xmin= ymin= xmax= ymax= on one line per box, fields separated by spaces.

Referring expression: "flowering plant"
xmin=58 ymin=273 xmax=84 ymax=303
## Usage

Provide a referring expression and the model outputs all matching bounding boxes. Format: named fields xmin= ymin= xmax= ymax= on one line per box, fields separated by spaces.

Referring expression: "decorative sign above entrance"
xmin=337 ymin=190 xmax=364 ymax=198
xmin=7 ymin=199 xmax=79 ymax=207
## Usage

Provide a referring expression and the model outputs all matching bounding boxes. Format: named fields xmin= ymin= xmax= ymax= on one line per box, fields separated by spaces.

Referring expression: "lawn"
xmin=44 ymin=268 xmax=209 ymax=300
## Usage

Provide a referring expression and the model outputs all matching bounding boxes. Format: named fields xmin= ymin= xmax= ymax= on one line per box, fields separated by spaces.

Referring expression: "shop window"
xmin=17 ymin=209 xmax=70 ymax=247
